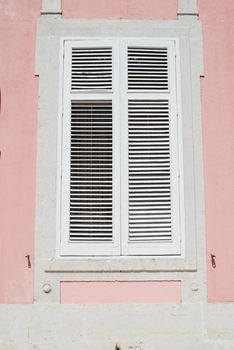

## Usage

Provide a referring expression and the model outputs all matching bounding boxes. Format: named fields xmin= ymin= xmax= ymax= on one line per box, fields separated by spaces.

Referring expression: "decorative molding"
xmin=178 ymin=0 xmax=198 ymax=18
xmin=41 ymin=0 xmax=62 ymax=15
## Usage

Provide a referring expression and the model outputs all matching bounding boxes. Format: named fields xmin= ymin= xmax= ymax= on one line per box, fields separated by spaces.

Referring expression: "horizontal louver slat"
xmin=70 ymin=101 xmax=113 ymax=242
xmin=128 ymin=100 xmax=172 ymax=242
xmin=71 ymin=48 xmax=112 ymax=90
xmin=128 ymin=47 xmax=168 ymax=91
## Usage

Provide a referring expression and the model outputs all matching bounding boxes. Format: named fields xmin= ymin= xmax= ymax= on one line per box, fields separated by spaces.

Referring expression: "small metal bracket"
xmin=25 ymin=255 xmax=32 ymax=269
xmin=211 ymin=254 xmax=216 ymax=268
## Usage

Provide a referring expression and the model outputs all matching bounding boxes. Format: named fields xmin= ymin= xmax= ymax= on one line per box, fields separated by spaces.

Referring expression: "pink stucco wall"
xmin=61 ymin=281 xmax=181 ymax=304
xmin=0 ymin=0 xmax=40 ymax=302
xmin=62 ymin=0 xmax=177 ymax=19
xmin=1 ymin=0 xmax=234 ymax=303
xmin=199 ymin=0 xmax=234 ymax=301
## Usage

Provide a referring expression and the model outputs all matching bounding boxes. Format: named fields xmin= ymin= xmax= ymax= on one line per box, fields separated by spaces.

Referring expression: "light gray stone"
xmin=41 ymin=0 xmax=61 ymax=14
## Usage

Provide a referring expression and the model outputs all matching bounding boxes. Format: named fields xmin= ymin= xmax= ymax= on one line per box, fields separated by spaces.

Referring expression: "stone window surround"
xmin=35 ymin=13 xmax=205 ymax=303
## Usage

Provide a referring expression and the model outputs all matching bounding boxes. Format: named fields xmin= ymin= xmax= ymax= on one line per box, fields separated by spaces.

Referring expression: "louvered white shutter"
xmin=128 ymin=47 xmax=168 ymax=90
xmin=69 ymin=101 xmax=113 ymax=242
xmin=60 ymin=38 xmax=182 ymax=256
xmin=60 ymin=40 xmax=120 ymax=256
xmin=121 ymin=40 xmax=181 ymax=255
xmin=71 ymin=47 xmax=112 ymax=90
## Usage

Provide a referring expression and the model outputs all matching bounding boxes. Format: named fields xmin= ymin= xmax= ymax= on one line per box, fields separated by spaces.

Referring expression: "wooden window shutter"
xmin=128 ymin=99 xmax=172 ymax=242
xmin=128 ymin=46 xmax=168 ymax=90
xmin=71 ymin=47 xmax=112 ymax=90
xmin=60 ymin=39 xmax=182 ymax=256
xmin=69 ymin=101 xmax=113 ymax=243
xmin=121 ymin=40 xmax=181 ymax=255
xmin=60 ymin=40 xmax=120 ymax=256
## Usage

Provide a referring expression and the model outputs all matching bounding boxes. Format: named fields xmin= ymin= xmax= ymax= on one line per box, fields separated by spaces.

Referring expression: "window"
xmin=35 ymin=19 xmax=204 ymax=303
xmin=60 ymin=38 xmax=183 ymax=256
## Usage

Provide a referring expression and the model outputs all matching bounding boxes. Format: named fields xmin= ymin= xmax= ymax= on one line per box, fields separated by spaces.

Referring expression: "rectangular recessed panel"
xmin=71 ymin=47 xmax=112 ymax=90
xmin=128 ymin=47 xmax=168 ymax=90
xmin=70 ymin=101 xmax=113 ymax=242
xmin=128 ymin=100 xmax=172 ymax=242
xmin=61 ymin=281 xmax=181 ymax=304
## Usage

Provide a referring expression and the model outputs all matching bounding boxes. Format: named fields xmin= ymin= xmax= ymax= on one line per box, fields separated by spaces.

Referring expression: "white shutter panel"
xmin=71 ymin=47 xmax=112 ymax=90
xmin=60 ymin=40 xmax=120 ymax=256
xmin=121 ymin=40 xmax=181 ymax=255
xmin=70 ymin=101 xmax=113 ymax=242
xmin=128 ymin=99 xmax=172 ymax=242
xmin=128 ymin=47 xmax=168 ymax=90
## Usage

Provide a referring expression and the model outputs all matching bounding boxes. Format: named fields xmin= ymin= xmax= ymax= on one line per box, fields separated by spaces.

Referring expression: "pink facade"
xmin=0 ymin=0 xmax=234 ymax=304
xmin=62 ymin=0 xmax=178 ymax=19
xmin=0 ymin=0 xmax=40 ymax=303
xmin=199 ymin=0 xmax=234 ymax=301
xmin=61 ymin=281 xmax=181 ymax=304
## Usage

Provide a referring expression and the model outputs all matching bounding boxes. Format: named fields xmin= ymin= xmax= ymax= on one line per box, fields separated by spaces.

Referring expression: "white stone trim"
xmin=41 ymin=0 xmax=62 ymax=15
xmin=35 ymin=18 xmax=205 ymax=303
xmin=1 ymin=304 xmax=234 ymax=349
xmin=178 ymin=0 xmax=198 ymax=17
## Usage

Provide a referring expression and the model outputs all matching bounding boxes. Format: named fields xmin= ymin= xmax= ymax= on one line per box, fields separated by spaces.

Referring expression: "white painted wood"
xmin=121 ymin=39 xmax=181 ymax=255
xmin=60 ymin=39 xmax=120 ymax=256
xmin=60 ymin=38 xmax=183 ymax=256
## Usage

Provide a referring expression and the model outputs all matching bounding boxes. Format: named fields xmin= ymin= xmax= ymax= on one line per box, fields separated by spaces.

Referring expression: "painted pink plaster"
xmin=0 ymin=0 xmax=40 ymax=302
xmin=199 ymin=0 xmax=234 ymax=301
xmin=1 ymin=0 xmax=233 ymax=305
xmin=61 ymin=281 xmax=181 ymax=304
xmin=62 ymin=0 xmax=178 ymax=19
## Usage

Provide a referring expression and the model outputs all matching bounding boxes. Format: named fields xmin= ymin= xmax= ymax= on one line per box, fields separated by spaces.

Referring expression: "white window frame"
xmin=60 ymin=38 xmax=183 ymax=257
